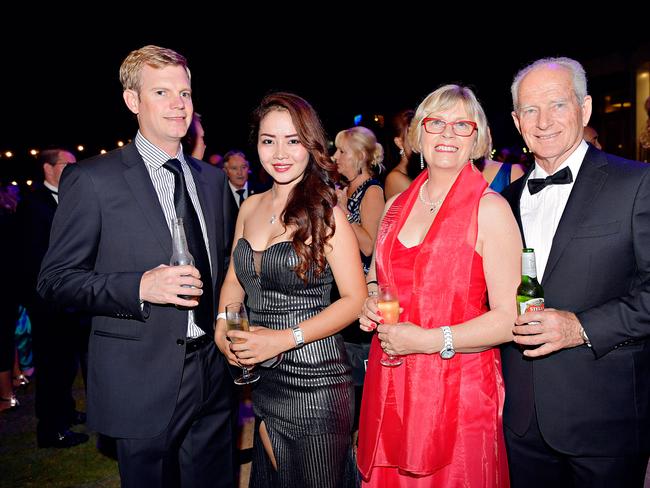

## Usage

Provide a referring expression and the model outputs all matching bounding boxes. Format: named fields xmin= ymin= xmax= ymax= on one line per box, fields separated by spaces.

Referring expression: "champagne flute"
xmin=378 ymin=284 xmax=403 ymax=367
xmin=226 ymin=302 xmax=261 ymax=385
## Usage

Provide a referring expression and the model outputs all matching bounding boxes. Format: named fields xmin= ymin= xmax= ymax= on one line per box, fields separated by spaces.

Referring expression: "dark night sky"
xmin=5 ymin=23 xmax=648 ymax=167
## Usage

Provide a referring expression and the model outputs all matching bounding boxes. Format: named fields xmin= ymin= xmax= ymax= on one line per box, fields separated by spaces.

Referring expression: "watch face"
xmin=440 ymin=348 xmax=455 ymax=360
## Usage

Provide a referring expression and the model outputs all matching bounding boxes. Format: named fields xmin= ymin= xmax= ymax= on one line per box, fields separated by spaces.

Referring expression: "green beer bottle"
xmin=517 ymin=248 xmax=544 ymax=316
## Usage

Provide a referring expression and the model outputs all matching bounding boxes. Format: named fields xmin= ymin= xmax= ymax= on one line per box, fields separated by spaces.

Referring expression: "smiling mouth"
xmin=435 ymin=145 xmax=458 ymax=152
xmin=536 ymin=132 xmax=560 ymax=140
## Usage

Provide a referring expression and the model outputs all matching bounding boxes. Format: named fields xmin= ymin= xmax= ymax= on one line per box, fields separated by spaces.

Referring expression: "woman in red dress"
xmin=357 ymin=85 xmax=522 ymax=487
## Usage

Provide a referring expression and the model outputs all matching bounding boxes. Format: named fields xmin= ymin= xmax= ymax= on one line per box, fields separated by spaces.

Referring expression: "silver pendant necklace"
xmin=418 ymin=179 xmax=444 ymax=213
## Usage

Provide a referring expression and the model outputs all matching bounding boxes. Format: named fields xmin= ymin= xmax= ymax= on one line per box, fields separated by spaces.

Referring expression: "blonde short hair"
xmin=409 ymin=84 xmax=490 ymax=160
xmin=334 ymin=126 xmax=384 ymax=174
xmin=119 ymin=45 xmax=190 ymax=94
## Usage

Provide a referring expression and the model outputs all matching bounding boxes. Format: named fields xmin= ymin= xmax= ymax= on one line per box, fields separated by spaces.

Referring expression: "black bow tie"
xmin=527 ymin=166 xmax=573 ymax=195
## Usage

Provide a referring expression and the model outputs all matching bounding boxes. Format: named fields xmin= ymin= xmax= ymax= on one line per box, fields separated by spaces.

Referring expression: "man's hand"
xmin=513 ymin=308 xmax=584 ymax=357
xmin=139 ymin=264 xmax=203 ymax=307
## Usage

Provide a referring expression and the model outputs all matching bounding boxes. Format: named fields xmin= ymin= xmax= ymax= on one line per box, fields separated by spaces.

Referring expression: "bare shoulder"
xmin=479 ymin=190 xmax=514 ymax=221
xmin=238 ymin=191 xmax=268 ymax=217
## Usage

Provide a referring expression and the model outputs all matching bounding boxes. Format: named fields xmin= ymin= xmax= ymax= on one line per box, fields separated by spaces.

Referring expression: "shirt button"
xmin=176 ymin=339 xmax=185 ymax=346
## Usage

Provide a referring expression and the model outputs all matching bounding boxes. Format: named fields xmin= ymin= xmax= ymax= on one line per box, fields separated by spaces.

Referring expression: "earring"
xmin=399 ymin=148 xmax=405 ymax=157
xmin=420 ymin=153 xmax=425 ymax=170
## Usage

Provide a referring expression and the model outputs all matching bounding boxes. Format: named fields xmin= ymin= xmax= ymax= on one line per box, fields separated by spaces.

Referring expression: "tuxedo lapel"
xmin=542 ymin=148 xmax=608 ymax=285
xmin=187 ymin=158 xmax=220 ymax=287
xmin=121 ymin=145 xmax=172 ymax=256
xmin=501 ymin=166 xmax=532 ymax=248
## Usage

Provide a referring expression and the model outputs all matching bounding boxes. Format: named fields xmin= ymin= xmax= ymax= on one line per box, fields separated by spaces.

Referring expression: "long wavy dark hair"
xmin=251 ymin=92 xmax=338 ymax=282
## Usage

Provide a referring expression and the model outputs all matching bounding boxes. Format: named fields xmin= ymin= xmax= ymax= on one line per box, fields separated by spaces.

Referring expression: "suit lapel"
xmin=122 ymin=144 xmax=172 ymax=256
xmin=502 ymin=166 xmax=532 ymax=248
xmin=542 ymin=148 xmax=608 ymax=285
xmin=187 ymin=158 xmax=220 ymax=287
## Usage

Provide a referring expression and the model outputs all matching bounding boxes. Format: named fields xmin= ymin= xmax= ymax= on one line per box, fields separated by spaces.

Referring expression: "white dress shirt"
xmin=44 ymin=181 xmax=59 ymax=204
xmin=520 ymin=141 xmax=589 ymax=280
xmin=228 ymin=181 xmax=248 ymax=208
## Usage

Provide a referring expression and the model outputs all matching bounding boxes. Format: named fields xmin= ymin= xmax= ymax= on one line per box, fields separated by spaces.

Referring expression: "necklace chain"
xmin=270 ymin=186 xmax=278 ymax=224
xmin=418 ymin=179 xmax=444 ymax=213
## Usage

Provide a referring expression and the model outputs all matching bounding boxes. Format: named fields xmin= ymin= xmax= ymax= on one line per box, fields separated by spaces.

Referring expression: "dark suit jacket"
xmin=501 ymin=146 xmax=650 ymax=457
xmin=38 ymin=143 xmax=233 ymax=438
xmin=16 ymin=184 xmax=57 ymax=305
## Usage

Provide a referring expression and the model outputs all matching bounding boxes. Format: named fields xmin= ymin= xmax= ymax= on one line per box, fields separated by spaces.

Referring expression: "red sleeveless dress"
xmin=357 ymin=165 xmax=509 ymax=487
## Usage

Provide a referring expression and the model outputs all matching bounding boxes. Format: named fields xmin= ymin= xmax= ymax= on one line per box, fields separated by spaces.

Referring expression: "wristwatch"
xmin=216 ymin=312 xmax=227 ymax=321
xmin=580 ymin=326 xmax=592 ymax=348
xmin=439 ymin=326 xmax=456 ymax=359
xmin=291 ymin=325 xmax=305 ymax=349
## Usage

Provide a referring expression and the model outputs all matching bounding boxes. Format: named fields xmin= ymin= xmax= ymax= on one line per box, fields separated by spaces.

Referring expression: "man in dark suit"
xmin=223 ymin=150 xmax=258 ymax=213
xmin=17 ymin=148 xmax=90 ymax=448
xmin=38 ymin=45 xmax=235 ymax=487
xmin=501 ymin=57 xmax=650 ymax=487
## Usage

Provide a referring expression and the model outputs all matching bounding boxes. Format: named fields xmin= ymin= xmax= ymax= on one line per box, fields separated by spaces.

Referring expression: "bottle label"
xmin=522 ymin=252 xmax=537 ymax=278
xmin=518 ymin=297 xmax=544 ymax=315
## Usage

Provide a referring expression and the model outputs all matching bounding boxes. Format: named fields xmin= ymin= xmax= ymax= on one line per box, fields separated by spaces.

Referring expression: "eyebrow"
xmin=259 ymin=133 xmax=299 ymax=138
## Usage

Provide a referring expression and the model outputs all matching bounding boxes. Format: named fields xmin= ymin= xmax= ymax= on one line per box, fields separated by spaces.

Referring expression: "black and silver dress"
xmin=233 ymin=238 xmax=355 ymax=487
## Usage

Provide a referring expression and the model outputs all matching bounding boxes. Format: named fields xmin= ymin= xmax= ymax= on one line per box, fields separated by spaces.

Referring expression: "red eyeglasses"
xmin=422 ymin=118 xmax=477 ymax=137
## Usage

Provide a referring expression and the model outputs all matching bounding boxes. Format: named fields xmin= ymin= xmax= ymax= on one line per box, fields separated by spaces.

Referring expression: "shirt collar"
xmin=134 ymin=131 xmax=186 ymax=170
xmin=530 ymin=140 xmax=589 ymax=180
xmin=43 ymin=181 xmax=58 ymax=193
xmin=228 ymin=181 xmax=248 ymax=193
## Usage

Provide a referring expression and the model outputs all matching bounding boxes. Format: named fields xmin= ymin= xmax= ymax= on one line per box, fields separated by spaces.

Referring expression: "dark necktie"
xmin=236 ymin=188 xmax=245 ymax=206
xmin=163 ymin=159 xmax=213 ymax=335
xmin=527 ymin=166 xmax=573 ymax=195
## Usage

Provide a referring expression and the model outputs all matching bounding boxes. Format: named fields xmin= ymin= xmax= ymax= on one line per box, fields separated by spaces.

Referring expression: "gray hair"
xmin=511 ymin=57 xmax=588 ymax=111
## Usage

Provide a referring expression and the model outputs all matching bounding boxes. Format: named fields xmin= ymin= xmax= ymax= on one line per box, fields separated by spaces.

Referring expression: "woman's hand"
xmin=359 ymin=295 xmax=381 ymax=332
xmin=376 ymin=322 xmax=434 ymax=356
xmin=215 ymin=322 xmax=241 ymax=367
xmin=228 ymin=326 xmax=289 ymax=366
xmin=335 ymin=188 xmax=349 ymax=215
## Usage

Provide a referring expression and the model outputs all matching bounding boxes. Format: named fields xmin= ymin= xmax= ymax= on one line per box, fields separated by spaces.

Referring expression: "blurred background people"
xmin=332 ymin=125 xmax=385 ymax=449
xmin=16 ymin=148 xmax=90 ymax=447
xmin=383 ymin=109 xmax=421 ymax=199
xmin=0 ymin=184 xmax=20 ymax=412
xmin=182 ymin=112 xmax=207 ymax=160
xmin=223 ymin=150 xmax=256 ymax=211
xmin=333 ymin=126 xmax=385 ymax=274
xmin=583 ymin=125 xmax=602 ymax=149
xmin=479 ymin=131 xmax=526 ymax=192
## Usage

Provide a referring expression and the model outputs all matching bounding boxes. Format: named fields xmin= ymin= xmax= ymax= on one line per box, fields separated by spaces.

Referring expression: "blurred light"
xmin=618 ymin=144 xmax=623 ymax=149
xmin=639 ymin=72 xmax=649 ymax=79
xmin=11 ymin=181 xmax=17 ymax=186
xmin=100 ymin=149 xmax=107 ymax=154
xmin=30 ymin=149 xmax=39 ymax=156
xmin=117 ymin=141 xmax=124 ymax=147
xmin=77 ymin=145 xmax=85 ymax=152
xmin=353 ymin=114 xmax=362 ymax=126
xmin=5 ymin=151 xmax=13 ymax=158
xmin=26 ymin=180 xmax=33 ymax=186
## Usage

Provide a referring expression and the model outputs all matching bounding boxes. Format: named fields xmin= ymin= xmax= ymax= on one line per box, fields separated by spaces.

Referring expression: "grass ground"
xmin=0 ymin=376 xmax=253 ymax=487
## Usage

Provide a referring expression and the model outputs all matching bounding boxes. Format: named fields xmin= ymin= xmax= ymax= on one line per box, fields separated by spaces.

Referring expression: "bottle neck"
xmin=171 ymin=218 xmax=194 ymax=265
xmin=521 ymin=251 xmax=538 ymax=279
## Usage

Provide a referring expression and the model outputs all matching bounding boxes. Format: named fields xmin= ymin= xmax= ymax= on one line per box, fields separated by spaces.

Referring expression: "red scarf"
xmin=358 ymin=163 xmax=488 ymax=476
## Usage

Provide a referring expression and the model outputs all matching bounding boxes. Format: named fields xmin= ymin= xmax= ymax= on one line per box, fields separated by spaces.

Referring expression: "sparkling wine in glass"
xmin=226 ymin=302 xmax=261 ymax=385
xmin=378 ymin=284 xmax=403 ymax=367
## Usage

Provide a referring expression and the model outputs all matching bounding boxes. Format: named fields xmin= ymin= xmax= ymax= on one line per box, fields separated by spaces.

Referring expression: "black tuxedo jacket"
xmin=501 ymin=146 xmax=650 ymax=456
xmin=38 ymin=143 xmax=234 ymax=438
xmin=16 ymin=184 xmax=58 ymax=306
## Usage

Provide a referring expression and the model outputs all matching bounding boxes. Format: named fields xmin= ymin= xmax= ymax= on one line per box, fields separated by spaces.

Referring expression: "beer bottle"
xmin=517 ymin=248 xmax=544 ymax=315
xmin=170 ymin=218 xmax=196 ymax=302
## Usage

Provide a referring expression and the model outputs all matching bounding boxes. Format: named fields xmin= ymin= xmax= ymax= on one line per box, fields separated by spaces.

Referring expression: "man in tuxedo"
xmin=38 ymin=45 xmax=234 ymax=487
xmin=17 ymin=148 xmax=90 ymax=448
xmin=223 ymin=150 xmax=256 ymax=212
xmin=501 ymin=57 xmax=650 ymax=487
